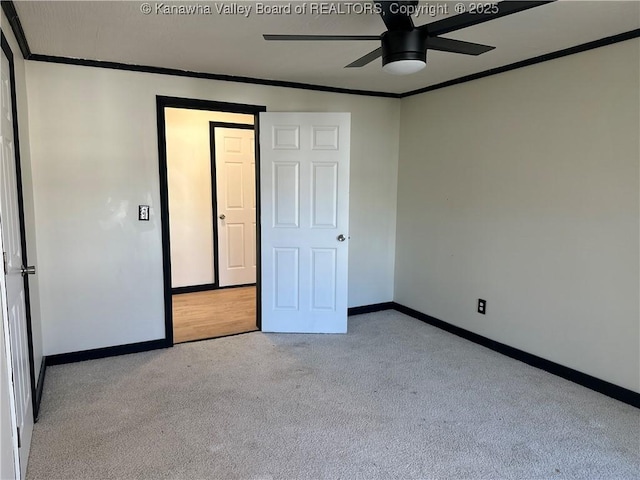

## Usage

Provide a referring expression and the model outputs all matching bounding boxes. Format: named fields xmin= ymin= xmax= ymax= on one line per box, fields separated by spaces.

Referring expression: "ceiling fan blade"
xmin=379 ymin=1 xmax=416 ymax=31
xmin=421 ymin=1 xmax=555 ymax=37
xmin=426 ymin=37 xmax=495 ymax=55
xmin=345 ymin=47 xmax=383 ymax=68
xmin=263 ymin=34 xmax=380 ymax=41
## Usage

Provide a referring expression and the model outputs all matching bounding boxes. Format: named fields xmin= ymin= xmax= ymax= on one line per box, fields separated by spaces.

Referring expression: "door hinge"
xmin=16 ymin=426 xmax=21 ymax=448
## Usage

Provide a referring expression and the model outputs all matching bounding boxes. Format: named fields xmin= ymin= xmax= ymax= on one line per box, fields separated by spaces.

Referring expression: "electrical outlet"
xmin=478 ymin=299 xmax=486 ymax=315
xmin=138 ymin=205 xmax=150 ymax=221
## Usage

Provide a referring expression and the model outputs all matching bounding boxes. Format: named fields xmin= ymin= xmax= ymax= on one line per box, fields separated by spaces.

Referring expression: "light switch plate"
xmin=138 ymin=205 xmax=150 ymax=221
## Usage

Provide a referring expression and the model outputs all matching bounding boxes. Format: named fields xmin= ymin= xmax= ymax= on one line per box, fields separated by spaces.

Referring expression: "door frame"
xmin=156 ymin=96 xmax=266 ymax=346
xmin=1 ymin=33 xmax=37 ymax=418
xmin=209 ymin=121 xmax=257 ymax=292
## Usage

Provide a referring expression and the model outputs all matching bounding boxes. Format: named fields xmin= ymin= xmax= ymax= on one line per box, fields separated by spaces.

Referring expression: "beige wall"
xmin=165 ymin=108 xmax=253 ymax=288
xmin=1 ymin=14 xmax=44 ymax=380
xmin=25 ymin=61 xmax=400 ymax=355
xmin=17 ymin=22 xmax=638 ymax=393
xmin=395 ymin=39 xmax=640 ymax=392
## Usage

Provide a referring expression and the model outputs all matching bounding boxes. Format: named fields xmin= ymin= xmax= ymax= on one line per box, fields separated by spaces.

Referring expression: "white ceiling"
xmin=12 ymin=0 xmax=640 ymax=94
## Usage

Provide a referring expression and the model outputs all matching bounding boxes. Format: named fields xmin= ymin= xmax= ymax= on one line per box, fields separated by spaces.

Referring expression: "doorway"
xmin=157 ymin=97 xmax=266 ymax=345
xmin=211 ymin=123 xmax=256 ymax=288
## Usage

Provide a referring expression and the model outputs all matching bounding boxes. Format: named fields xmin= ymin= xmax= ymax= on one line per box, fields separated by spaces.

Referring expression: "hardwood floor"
xmin=172 ymin=286 xmax=257 ymax=343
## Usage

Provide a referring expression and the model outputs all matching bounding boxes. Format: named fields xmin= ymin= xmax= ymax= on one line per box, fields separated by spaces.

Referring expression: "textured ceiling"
xmin=12 ymin=0 xmax=640 ymax=94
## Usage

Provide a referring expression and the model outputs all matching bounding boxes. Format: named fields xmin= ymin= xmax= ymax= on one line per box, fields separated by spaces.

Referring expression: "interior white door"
xmin=1 ymin=47 xmax=33 ymax=480
xmin=260 ymin=112 xmax=350 ymax=333
xmin=215 ymin=127 xmax=257 ymax=287
xmin=0 ymin=258 xmax=19 ymax=480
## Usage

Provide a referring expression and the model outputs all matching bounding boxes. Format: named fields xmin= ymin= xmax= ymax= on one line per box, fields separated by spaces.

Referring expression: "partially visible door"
xmin=0 ymin=255 xmax=19 ymax=480
xmin=259 ymin=112 xmax=350 ymax=333
xmin=1 ymin=46 xmax=33 ymax=479
xmin=214 ymin=125 xmax=256 ymax=287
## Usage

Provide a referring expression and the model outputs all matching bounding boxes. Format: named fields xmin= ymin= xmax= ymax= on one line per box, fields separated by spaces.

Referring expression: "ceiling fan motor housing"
xmin=381 ymin=29 xmax=427 ymax=66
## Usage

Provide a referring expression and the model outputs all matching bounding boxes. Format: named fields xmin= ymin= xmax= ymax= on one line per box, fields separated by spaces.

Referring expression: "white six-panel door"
xmin=214 ymin=127 xmax=257 ymax=287
xmin=260 ymin=113 xmax=350 ymax=333
xmin=0 ymin=229 xmax=19 ymax=480
xmin=1 ymin=47 xmax=33 ymax=480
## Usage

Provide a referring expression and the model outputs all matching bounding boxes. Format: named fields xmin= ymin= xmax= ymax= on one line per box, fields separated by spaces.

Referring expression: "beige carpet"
xmin=27 ymin=311 xmax=639 ymax=479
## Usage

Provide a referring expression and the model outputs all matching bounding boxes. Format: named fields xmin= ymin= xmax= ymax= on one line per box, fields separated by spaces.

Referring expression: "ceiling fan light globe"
xmin=382 ymin=59 xmax=426 ymax=75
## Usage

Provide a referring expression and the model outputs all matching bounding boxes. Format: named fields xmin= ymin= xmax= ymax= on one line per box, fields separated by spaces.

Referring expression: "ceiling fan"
xmin=264 ymin=1 xmax=554 ymax=75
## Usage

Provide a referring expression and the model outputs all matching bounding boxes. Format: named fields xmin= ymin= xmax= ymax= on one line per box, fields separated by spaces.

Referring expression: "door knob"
xmin=219 ymin=214 xmax=226 ymax=220
xmin=21 ymin=265 xmax=36 ymax=276
xmin=337 ymin=234 xmax=346 ymax=242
